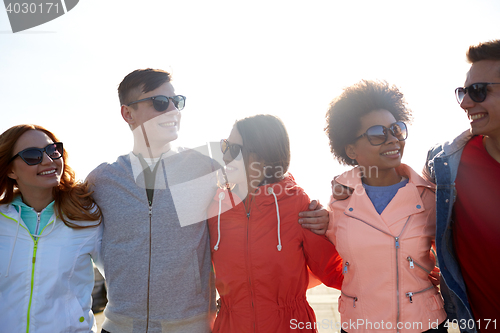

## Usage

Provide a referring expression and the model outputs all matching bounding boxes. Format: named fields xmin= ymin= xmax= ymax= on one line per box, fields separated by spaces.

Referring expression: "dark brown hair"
xmin=467 ymin=40 xmax=500 ymax=63
xmin=235 ymin=114 xmax=290 ymax=184
xmin=325 ymin=80 xmax=412 ymax=165
xmin=118 ymin=68 xmax=172 ymax=107
xmin=0 ymin=124 xmax=101 ymax=228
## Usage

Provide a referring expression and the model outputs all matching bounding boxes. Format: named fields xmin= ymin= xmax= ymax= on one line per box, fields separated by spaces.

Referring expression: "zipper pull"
xmin=406 ymin=292 xmax=413 ymax=303
xmin=407 ymin=256 xmax=414 ymax=269
xmin=353 ymin=297 xmax=358 ymax=308
xmin=395 ymin=237 xmax=400 ymax=249
xmin=343 ymin=261 xmax=350 ymax=274
xmin=148 ymin=201 xmax=153 ymax=216
xmin=246 ymin=212 xmax=250 ymax=219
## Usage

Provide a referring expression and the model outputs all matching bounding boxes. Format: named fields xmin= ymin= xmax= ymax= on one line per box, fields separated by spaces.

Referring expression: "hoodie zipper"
xmin=244 ymin=200 xmax=257 ymax=331
xmin=145 ymin=201 xmax=153 ymax=332
xmin=26 ymin=220 xmax=54 ymax=333
xmin=344 ymin=213 xmax=412 ymax=333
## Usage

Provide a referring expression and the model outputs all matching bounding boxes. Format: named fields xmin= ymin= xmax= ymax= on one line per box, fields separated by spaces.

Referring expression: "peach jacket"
xmin=327 ymin=164 xmax=447 ymax=333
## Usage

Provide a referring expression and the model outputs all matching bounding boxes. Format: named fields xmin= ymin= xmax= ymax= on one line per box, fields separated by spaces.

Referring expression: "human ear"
xmin=121 ymin=105 xmax=136 ymax=127
xmin=7 ymin=168 xmax=18 ymax=180
xmin=345 ymin=144 xmax=358 ymax=161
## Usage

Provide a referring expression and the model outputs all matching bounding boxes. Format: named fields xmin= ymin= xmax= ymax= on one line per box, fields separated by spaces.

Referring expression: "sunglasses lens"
xmin=152 ymin=96 xmax=170 ymax=111
xmin=220 ymin=139 xmax=228 ymax=154
xmin=455 ymin=87 xmax=466 ymax=103
xmin=230 ymin=145 xmax=242 ymax=160
xmin=172 ymin=96 xmax=185 ymax=110
xmin=47 ymin=143 xmax=63 ymax=159
xmin=20 ymin=150 xmax=43 ymax=165
xmin=469 ymin=84 xmax=488 ymax=103
xmin=365 ymin=126 xmax=387 ymax=145
xmin=391 ymin=122 xmax=407 ymax=141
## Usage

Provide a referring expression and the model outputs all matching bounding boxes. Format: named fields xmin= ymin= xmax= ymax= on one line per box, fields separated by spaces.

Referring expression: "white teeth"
xmin=159 ymin=122 xmax=176 ymax=127
xmin=469 ymin=113 xmax=486 ymax=121
xmin=382 ymin=150 xmax=399 ymax=156
xmin=225 ymin=166 xmax=236 ymax=171
xmin=39 ymin=169 xmax=56 ymax=175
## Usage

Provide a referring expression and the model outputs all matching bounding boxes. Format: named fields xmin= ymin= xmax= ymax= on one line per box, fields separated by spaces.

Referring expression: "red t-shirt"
xmin=453 ymin=135 xmax=500 ymax=332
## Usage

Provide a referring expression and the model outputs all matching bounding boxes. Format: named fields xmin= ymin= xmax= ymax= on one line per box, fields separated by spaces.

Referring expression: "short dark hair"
xmin=467 ymin=39 xmax=500 ymax=63
xmin=235 ymin=114 xmax=290 ymax=184
xmin=325 ymin=80 xmax=412 ymax=166
xmin=118 ymin=69 xmax=171 ymax=107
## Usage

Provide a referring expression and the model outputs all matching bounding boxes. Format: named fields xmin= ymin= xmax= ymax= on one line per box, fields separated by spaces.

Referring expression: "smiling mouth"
xmin=225 ymin=165 xmax=237 ymax=172
xmin=159 ymin=121 xmax=177 ymax=128
xmin=381 ymin=150 xmax=399 ymax=156
xmin=39 ymin=169 xmax=56 ymax=176
xmin=469 ymin=113 xmax=486 ymax=121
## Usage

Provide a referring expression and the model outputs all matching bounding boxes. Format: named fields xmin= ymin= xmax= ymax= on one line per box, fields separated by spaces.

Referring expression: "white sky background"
xmin=0 ymin=0 xmax=499 ymax=203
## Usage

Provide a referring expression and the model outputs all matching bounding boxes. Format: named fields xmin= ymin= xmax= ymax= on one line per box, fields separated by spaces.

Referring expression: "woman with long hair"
xmin=208 ymin=114 xmax=343 ymax=333
xmin=325 ymin=81 xmax=447 ymax=333
xmin=0 ymin=124 xmax=103 ymax=332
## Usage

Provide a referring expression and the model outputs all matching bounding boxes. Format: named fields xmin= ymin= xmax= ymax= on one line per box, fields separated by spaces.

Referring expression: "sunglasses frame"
xmin=455 ymin=82 xmax=500 ymax=104
xmin=354 ymin=121 xmax=408 ymax=146
xmin=10 ymin=142 xmax=64 ymax=166
xmin=126 ymin=95 xmax=186 ymax=111
xmin=220 ymin=139 xmax=243 ymax=160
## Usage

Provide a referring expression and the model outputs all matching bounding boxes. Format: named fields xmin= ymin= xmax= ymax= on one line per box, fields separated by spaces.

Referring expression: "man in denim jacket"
xmin=423 ymin=40 xmax=500 ymax=333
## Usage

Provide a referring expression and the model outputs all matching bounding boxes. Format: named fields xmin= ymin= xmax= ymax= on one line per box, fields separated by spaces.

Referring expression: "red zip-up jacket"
xmin=208 ymin=174 xmax=343 ymax=333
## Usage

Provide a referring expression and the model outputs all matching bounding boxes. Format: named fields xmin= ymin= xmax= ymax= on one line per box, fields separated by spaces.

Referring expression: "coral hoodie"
xmin=208 ymin=174 xmax=343 ymax=333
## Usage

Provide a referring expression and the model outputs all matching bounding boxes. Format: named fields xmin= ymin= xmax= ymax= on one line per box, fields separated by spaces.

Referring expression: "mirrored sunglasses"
xmin=220 ymin=139 xmax=243 ymax=160
xmin=127 ymin=95 xmax=186 ymax=112
xmin=455 ymin=82 xmax=500 ymax=104
xmin=10 ymin=142 xmax=64 ymax=166
xmin=354 ymin=122 xmax=408 ymax=146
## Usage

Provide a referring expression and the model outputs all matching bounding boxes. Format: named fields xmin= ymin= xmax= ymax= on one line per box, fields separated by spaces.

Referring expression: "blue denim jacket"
xmin=423 ymin=130 xmax=477 ymax=333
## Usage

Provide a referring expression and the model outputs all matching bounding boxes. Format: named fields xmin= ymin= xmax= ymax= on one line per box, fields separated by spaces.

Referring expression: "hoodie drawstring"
xmin=214 ymin=192 xmax=225 ymax=251
xmin=5 ymin=209 xmax=22 ymax=277
xmin=267 ymin=188 xmax=282 ymax=251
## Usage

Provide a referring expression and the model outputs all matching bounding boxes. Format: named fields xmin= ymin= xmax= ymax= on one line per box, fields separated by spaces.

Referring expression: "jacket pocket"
xmin=406 ymin=256 xmax=431 ymax=274
xmin=339 ymin=291 xmax=358 ymax=314
xmin=426 ymin=293 xmax=445 ymax=311
xmin=65 ymin=296 xmax=90 ymax=332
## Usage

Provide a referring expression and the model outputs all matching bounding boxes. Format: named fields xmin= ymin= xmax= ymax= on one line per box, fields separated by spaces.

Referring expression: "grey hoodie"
xmin=87 ymin=148 xmax=219 ymax=333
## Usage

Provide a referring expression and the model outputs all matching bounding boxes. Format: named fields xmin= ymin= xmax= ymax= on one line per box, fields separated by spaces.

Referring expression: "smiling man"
xmin=86 ymin=69 xmax=219 ymax=333
xmin=424 ymin=40 xmax=500 ymax=332
xmin=86 ymin=68 xmax=330 ymax=333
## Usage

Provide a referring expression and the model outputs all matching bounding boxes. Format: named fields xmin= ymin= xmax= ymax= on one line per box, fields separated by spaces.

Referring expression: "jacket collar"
xmin=442 ymin=129 xmax=472 ymax=157
xmin=336 ymin=164 xmax=433 ymax=235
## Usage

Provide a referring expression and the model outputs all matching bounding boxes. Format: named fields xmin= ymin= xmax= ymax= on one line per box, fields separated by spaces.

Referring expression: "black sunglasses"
xmin=455 ymin=82 xmax=500 ymax=104
xmin=10 ymin=142 xmax=64 ymax=166
xmin=127 ymin=95 xmax=186 ymax=112
xmin=354 ymin=122 xmax=408 ymax=146
xmin=220 ymin=139 xmax=243 ymax=160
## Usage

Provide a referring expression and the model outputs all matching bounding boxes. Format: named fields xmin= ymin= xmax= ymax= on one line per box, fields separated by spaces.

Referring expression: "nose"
xmin=222 ymin=151 xmax=232 ymax=165
xmin=167 ymin=98 xmax=180 ymax=112
xmin=385 ymin=129 xmax=399 ymax=144
xmin=40 ymin=152 xmax=54 ymax=165
xmin=460 ymin=90 xmax=475 ymax=111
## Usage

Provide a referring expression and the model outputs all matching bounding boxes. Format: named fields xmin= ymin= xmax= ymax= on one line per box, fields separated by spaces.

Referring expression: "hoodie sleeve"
xmin=299 ymin=195 xmax=343 ymax=290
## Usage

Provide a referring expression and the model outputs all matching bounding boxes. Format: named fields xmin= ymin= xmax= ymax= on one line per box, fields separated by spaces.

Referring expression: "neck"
xmin=132 ymin=126 xmax=172 ymax=158
xmin=361 ymin=166 xmax=401 ymax=187
xmin=19 ymin=190 xmax=54 ymax=212
xmin=483 ymin=135 xmax=500 ymax=163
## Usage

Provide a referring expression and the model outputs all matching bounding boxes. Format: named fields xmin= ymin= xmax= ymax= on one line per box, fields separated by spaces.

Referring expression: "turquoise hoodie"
xmin=11 ymin=195 xmax=55 ymax=236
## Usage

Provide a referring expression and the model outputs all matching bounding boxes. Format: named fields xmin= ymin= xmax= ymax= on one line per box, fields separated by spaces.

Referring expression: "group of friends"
xmin=0 ymin=39 xmax=499 ymax=333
